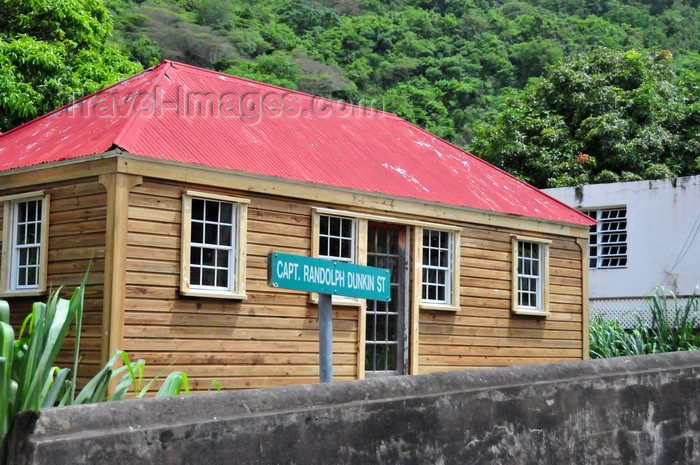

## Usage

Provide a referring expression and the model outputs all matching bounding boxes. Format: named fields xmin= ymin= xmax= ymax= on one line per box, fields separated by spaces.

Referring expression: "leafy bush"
xmin=646 ymin=286 xmax=700 ymax=352
xmin=589 ymin=286 xmax=699 ymax=359
xmin=0 ymin=274 xmax=190 ymax=442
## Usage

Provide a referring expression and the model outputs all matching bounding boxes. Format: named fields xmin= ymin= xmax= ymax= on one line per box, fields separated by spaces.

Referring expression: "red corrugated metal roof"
xmin=0 ymin=61 xmax=594 ymax=226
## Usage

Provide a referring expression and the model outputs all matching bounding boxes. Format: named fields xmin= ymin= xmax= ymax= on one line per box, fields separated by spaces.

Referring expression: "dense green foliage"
xmin=0 ymin=0 xmax=142 ymax=131
xmin=589 ymin=287 xmax=699 ymax=359
xmin=472 ymin=48 xmax=700 ymax=187
xmin=0 ymin=277 xmax=191 ymax=443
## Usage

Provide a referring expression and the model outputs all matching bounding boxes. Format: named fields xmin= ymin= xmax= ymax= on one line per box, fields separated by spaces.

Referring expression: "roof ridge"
xmin=163 ymin=60 xmax=401 ymax=120
xmin=112 ymin=61 xmax=172 ymax=149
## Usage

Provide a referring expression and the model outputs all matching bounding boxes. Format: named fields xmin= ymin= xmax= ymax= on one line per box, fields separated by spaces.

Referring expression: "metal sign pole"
xmin=268 ymin=252 xmax=391 ymax=384
xmin=318 ymin=293 xmax=333 ymax=383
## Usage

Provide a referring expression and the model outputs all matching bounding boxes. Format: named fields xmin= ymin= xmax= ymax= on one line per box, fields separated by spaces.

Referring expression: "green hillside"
xmin=106 ymin=1 xmax=698 ymax=140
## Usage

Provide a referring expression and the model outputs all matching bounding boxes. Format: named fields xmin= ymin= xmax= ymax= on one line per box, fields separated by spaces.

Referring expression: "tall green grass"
xmin=590 ymin=286 xmax=699 ymax=359
xmin=0 ymin=274 xmax=190 ymax=442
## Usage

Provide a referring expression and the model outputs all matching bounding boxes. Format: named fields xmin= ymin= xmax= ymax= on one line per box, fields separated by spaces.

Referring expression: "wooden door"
xmin=365 ymin=223 xmax=409 ymax=376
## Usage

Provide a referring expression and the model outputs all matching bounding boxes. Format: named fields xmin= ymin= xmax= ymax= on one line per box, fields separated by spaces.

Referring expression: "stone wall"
xmin=4 ymin=351 xmax=700 ymax=465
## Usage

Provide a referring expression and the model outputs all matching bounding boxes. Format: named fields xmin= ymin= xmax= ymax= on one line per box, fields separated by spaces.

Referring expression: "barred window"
xmin=582 ymin=208 xmax=627 ymax=269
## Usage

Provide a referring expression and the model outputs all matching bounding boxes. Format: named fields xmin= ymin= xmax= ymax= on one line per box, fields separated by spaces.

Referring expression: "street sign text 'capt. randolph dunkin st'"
xmin=268 ymin=252 xmax=391 ymax=301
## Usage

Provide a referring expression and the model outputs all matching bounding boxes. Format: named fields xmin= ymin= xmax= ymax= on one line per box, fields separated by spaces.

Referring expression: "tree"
xmin=471 ymin=48 xmax=700 ymax=188
xmin=218 ymin=53 xmax=301 ymax=90
xmin=0 ymin=0 xmax=142 ymax=131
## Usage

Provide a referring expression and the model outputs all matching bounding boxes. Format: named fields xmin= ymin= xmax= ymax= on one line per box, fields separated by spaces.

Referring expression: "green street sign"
xmin=268 ymin=252 xmax=391 ymax=301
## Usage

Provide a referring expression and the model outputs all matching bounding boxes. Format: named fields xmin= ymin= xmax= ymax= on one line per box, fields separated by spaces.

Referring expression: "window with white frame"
xmin=512 ymin=236 xmax=550 ymax=316
xmin=421 ymin=228 xmax=454 ymax=306
xmin=318 ymin=214 xmax=356 ymax=263
xmin=581 ymin=208 xmax=627 ymax=269
xmin=0 ymin=192 xmax=49 ymax=295
xmin=180 ymin=191 xmax=248 ymax=298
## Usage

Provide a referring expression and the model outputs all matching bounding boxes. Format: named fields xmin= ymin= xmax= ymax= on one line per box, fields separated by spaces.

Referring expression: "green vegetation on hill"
xmin=472 ymin=48 xmax=700 ymax=187
xmin=2 ymin=0 xmax=698 ymax=186
xmin=0 ymin=0 xmax=142 ymax=131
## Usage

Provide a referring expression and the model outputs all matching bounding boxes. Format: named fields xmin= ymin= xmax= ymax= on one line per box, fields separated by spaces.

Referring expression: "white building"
xmin=545 ymin=176 xmax=700 ymax=326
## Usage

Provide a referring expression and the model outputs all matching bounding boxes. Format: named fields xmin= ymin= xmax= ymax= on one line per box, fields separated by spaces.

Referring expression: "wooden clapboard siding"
xmin=122 ymin=180 xmax=358 ymax=392
xmin=417 ymin=224 xmax=584 ymax=373
xmin=0 ymin=179 xmax=107 ymax=385
xmin=48 ymin=180 xmax=107 ymax=384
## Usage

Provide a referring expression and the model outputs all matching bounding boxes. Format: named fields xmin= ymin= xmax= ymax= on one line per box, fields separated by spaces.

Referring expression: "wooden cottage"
xmin=0 ymin=61 xmax=595 ymax=390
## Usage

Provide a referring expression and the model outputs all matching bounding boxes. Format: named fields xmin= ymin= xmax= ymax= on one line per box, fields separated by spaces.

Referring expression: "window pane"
xmin=203 ymin=248 xmax=215 ymax=266
xmin=329 ymin=237 xmax=340 ymax=257
xmin=190 ymin=246 xmax=201 ymax=265
xmin=192 ymin=199 xmax=204 ymax=220
xmin=28 ymin=248 xmax=38 ymax=265
xmin=27 ymin=267 xmax=37 ymax=286
xmin=376 ymin=313 xmax=386 ymax=341
xmin=192 ymin=222 xmax=203 ymax=243
xmin=26 ymin=224 xmax=36 ymax=244
xmin=202 ymin=268 xmax=215 ymax=286
xmin=387 ymin=314 xmax=397 ymax=341
xmin=341 ymin=238 xmax=352 ymax=258
xmin=191 ymin=266 xmax=201 ymax=285
xmin=366 ymin=346 xmax=376 ymax=371
xmin=205 ymin=200 xmax=219 ymax=221
xmin=366 ymin=313 xmax=375 ymax=341
xmin=386 ymin=344 xmax=397 ymax=371
xmin=17 ymin=225 xmax=26 ymax=245
xmin=220 ymin=203 xmax=233 ymax=223
xmin=376 ymin=345 xmax=386 ymax=371
xmin=220 ymin=225 xmax=232 ymax=246
xmin=205 ymin=224 xmax=218 ymax=244
xmin=341 ymin=218 xmax=352 ymax=238
xmin=217 ymin=249 xmax=229 ymax=267
xmin=27 ymin=201 xmax=37 ymax=221
xmin=216 ymin=269 xmax=228 ymax=288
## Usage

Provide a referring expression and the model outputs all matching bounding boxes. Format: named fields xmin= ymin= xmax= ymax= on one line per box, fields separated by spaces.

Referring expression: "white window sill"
xmin=0 ymin=288 xmax=47 ymax=298
xmin=420 ymin=303 xmax=460 ymax=312
xmin=180 ymin=289 xmax=247 ymax=300
xmin=512 ymin=308 xmax=550 ymax=318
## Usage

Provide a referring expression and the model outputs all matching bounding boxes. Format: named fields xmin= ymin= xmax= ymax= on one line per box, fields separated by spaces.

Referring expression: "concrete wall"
xmin=545 ymin=175 xmax=700 ymax=299
xmin=4 ymin=351 xmax=700 ymax=465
